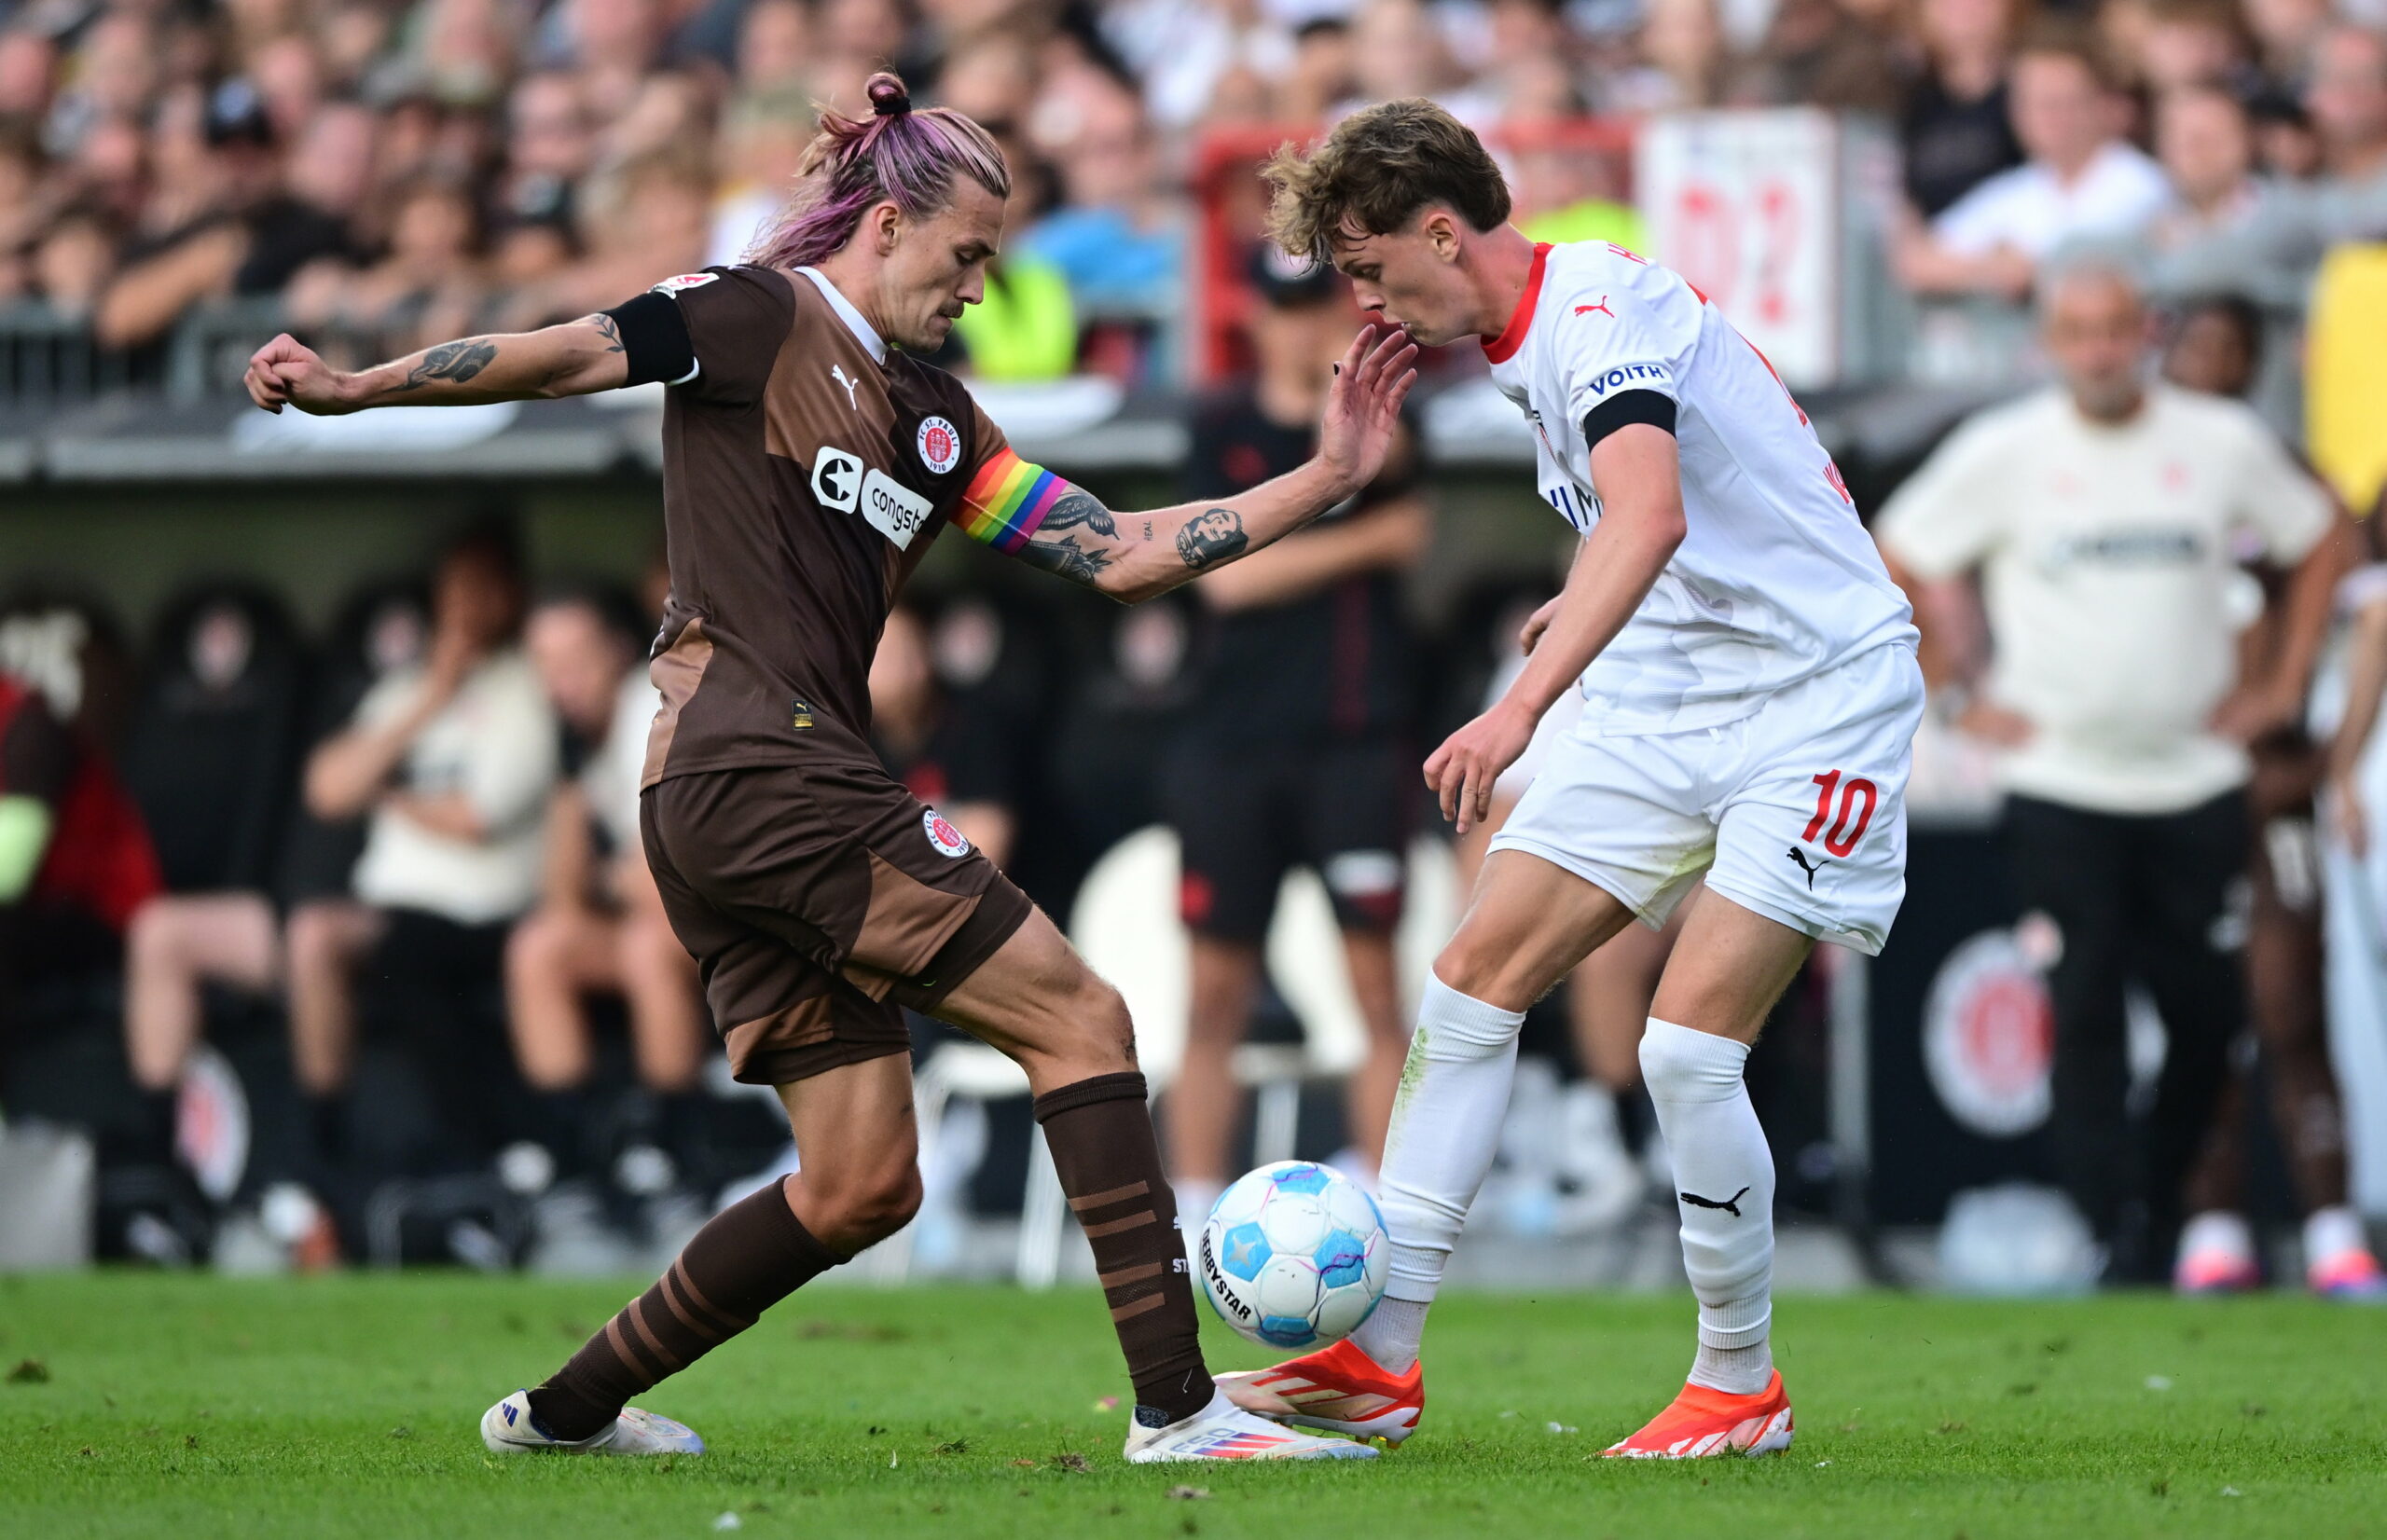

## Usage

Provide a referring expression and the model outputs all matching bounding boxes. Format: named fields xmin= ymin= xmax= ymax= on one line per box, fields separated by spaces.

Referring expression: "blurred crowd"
xmin=0 ymin=0 xmax=2377 ymax=386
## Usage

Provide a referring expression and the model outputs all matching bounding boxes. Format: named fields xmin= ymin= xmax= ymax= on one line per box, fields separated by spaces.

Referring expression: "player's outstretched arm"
xmin=243 ymin=314 xmax=632 ymax=415
xmin=1425 ymin=423 xmax=1686 ymax=833
xmin=992 ymin=326 xmax=1417 ymax=603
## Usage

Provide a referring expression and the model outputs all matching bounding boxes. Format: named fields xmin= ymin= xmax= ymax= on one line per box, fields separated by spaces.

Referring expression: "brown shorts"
xmin=641 ymin=762 xmax=1034 ymax=1086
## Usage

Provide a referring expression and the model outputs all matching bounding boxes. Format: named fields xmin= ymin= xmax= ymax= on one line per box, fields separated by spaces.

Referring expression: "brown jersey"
xmin=640 ymin=265 xmax=1011 ymax=790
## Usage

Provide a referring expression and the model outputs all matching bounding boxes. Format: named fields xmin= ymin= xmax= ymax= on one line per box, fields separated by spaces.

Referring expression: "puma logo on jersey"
xmin=1786 ymin=846 xmax=1827 ymax=889
xmin=1680 ymin=1186 xmax=1751 ymax=1217
xmin=1574 ymin=296 xmax=1614 ymax=318
xmin=830 ymin=364 xmax=860 ymax=410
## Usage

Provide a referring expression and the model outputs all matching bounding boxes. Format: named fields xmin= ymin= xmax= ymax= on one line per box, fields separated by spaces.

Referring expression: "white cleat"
xmin=479 ymin=1390 xmax=706 ymax=1455
xmin=1123 ymin=1388 xmax=1380 ymax=1463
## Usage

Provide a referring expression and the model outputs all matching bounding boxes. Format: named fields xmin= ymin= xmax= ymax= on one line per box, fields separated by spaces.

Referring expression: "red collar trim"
xmin=1481 ymin=242 xmax=1552 ymax=364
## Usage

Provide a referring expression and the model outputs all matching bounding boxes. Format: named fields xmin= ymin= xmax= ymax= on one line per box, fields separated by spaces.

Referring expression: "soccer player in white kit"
xmin=1217 ymin=101 xmax=1923 ymax=1458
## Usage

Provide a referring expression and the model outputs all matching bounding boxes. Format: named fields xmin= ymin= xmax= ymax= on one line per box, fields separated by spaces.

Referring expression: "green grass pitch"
xmin=1 ymin=1273 xmax=2380 ymax=1539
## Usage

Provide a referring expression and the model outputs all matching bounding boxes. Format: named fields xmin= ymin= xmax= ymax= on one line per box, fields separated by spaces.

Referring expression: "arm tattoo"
xmin=1042 ymin=489 xmax=1117 ymax=538
xmin=1018 ymin=533 xmax=1113 ymax=585
xmin=1013 ymin=489 xmax=1121 ymax=587
xmin=584 ymin=313 xmax=625 ymax=353
xmin=1175 ymin=508 xmax=1250 ymax=570
xmin=393 ymin=337 xmax=500 ymax=392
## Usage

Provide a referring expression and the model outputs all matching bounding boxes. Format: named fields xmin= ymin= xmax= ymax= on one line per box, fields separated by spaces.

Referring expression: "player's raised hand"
xmin=1424 ymin=700 xmax=1537 ymax=836
xmin=244 ymin=333 xmax=355 ymax=416
xmin=1317 ymin=323 xmax=1419 ymax=493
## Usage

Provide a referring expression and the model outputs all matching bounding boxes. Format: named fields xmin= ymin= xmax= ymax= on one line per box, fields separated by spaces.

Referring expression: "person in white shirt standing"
xmin=1216 ymin=99 xmax=1924 ymax=1460
xmin=1876 ymin=261 xmax=2360 ymax=1285
xmin=1896 ymin=28 xmax=2171 ymax=300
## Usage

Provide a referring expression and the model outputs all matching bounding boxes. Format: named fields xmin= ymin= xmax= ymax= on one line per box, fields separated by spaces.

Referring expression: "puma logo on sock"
xmin=1680 ymin=1186 xmax=1752 ymax=1217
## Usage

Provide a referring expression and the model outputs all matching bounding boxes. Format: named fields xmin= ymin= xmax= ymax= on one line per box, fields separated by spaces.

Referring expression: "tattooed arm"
xmin=983 ymin=326 xmax=1419 ymax=603
xmin=243 ymin=312 xmax=631 ymax=415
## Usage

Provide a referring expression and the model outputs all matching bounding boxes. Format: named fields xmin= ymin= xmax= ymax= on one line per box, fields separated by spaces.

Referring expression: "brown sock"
xmin=526 ymin=1176 xmax=843 ymax=1440
xmin=1033 ymin=1071 xmax=1211 ymax=1426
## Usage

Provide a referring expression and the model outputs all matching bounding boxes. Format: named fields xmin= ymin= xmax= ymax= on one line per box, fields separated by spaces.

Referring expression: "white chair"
xmin=864 ymin=1039 xmax=1069 ymax=1286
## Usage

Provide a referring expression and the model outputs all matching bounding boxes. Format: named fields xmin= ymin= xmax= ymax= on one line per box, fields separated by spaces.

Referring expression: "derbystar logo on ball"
xmin=922 ymin=808 xmax=970 ymax=858
xmin=1198 ymin=1161 xmax=1389 ymax=1351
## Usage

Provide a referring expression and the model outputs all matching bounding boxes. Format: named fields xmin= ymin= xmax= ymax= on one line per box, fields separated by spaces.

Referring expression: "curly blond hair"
xmin=1262 ymin=99 xmax=1511 ymax=268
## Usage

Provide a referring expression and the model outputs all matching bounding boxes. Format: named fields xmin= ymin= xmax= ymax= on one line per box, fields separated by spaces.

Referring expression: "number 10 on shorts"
xmin=1802 ymin=770 xmax=1878 ymax=858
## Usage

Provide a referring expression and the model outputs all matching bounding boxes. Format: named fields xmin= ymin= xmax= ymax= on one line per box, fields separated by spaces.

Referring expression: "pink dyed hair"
xmin=744 ymin=73 xmax=1011 ymax=269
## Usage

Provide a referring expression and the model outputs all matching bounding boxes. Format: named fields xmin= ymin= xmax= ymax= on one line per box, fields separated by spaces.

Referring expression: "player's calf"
xmin=517 ymin=1175 xmax=846 ymax=1444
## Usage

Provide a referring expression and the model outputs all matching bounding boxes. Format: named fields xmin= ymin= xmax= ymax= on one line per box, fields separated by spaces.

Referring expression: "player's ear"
xmin=870 ymin=200 xmax=903 ymax=255
xmin=1424 ymin=207 xmax=1460 ymax=264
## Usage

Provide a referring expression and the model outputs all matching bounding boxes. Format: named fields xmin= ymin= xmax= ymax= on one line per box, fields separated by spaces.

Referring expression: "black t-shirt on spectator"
xmin=1901 ymin=76 xmax=2023 ymax=219
xmin=117 ymin=199 xmax=352 ymax=299
xmin=1179 ymin=394 xmax=1418 ymax=746
xmin=874 ymin=692 xmax=1021 ymax=820
xmin=234 ymin=199 xmax=353 ymax=293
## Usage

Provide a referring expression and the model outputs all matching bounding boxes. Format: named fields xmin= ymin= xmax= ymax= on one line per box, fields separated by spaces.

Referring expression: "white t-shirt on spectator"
xmin=350 ymin=648 xmax=558 ymax=925
xmin=1929 ymin=143 xmax=2172 ymax=258
xmin=1878 ymin=383 xmax=2334 ymax=815
xmin=584 ymin=665 xmax=660 ymax=857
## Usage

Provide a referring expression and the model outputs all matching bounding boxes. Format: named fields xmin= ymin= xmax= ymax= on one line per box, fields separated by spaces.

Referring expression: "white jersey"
xmin=1484 ymin=241 xmax=1917 ymax=736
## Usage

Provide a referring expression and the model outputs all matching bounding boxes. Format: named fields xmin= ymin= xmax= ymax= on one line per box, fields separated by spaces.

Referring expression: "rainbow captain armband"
xmin=959 ymin=447 xmax=1068 ymax=554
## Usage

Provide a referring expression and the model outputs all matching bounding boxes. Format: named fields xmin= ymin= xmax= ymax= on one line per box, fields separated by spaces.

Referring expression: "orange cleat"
xmin=1214 ymin=1337 xmax=1426 ymax=1446
xmin=1601 ymin=1370 xmax=1794 ymax=1459
xmin=2310 ymin=1246 xmax=2387 ymax=1302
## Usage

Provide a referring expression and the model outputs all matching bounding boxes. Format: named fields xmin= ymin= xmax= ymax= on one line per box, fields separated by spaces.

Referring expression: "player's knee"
xmin=1638 ymin=1021 xmax=1745 ymax=1101
xmin=1058 ymin=971 xmax=1138 ymax=1073
xmin=1430 ymin=933 xmax=1528 ymax=1013
xmin=819 ymin=1160 xmax=922 ymax=1250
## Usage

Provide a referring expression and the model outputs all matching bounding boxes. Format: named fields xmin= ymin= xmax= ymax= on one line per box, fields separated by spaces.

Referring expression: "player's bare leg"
xmin=489 ymin=1052 xmax=919 ymax=1456
xmin=932 ymin=910 xmax=1375 ymax=1461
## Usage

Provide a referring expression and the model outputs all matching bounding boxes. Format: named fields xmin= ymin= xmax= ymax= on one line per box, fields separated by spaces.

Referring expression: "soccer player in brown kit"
xmin=241 ymin=73 xmax=1415 ymax=1464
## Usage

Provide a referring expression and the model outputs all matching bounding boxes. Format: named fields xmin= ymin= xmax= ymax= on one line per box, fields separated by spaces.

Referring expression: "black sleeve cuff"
xmin=1581 ymin=389 xmax=1676 ymax=450
xmin=603 ymin=290 xmax=697 ymax=387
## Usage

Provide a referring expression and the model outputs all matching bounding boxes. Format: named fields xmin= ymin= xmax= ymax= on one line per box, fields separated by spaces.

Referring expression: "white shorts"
xmin=1487 ymin=642 xmax=1925 ymax=956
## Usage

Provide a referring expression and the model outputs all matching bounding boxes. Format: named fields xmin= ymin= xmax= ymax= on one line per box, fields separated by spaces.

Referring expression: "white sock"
xmin=1351 ymin=974 xmax=1524 ymax=1374
xmin=1640 ymin=1017 xmax=1774 ymax=1396
xmin=2305 ymin=1204 xmax=2368 ymax=1264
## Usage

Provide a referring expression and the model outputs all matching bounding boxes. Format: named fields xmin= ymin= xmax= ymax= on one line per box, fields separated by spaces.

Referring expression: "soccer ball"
xmin=1196 ymin=1161 xmax=1389 ymax=1351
